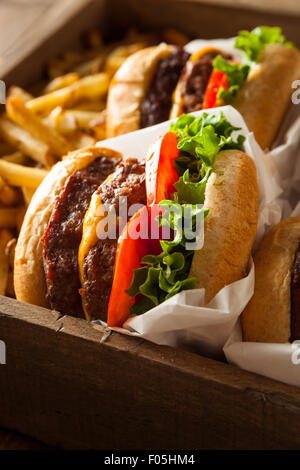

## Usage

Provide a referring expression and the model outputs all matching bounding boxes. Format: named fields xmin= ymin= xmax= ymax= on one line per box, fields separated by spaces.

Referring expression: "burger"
xmin=107 ymin=26 xmax=300 ymax=150
xmin=14 ymin=147 xmax=146 ymax=320
xmin=242 ymin=217 xmax=300 ymax=343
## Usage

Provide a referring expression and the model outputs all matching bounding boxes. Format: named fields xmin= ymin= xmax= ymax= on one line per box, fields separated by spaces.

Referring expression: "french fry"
xmin=27 ymin=73 xmax=110 ymax=114
xmin=6 ymin=97 xmax=73 ymax=157
xmin=8 ymin=86 xmax=33 ymax=103
xmin=48 ymin=108 xmax=101 ymax=134
xmin=0 ymin=159 xmax=47 ymax=189
xmin=2 ymin=152 xmax=26 ymax=164
xmin=89 ymin=110 xmax=106 ymax=140
xmin=0 ymin=207 xmax=19 ymax=228
xmin=68 ymin=131 xmax=96 ymax=149
xmin=22 ymin=186 xmax=35 ymax=205
xmin=72 ymin=57 xmax=105 ymax=76
xmin=43 ymin=73 xmax=80 ymax=94
xmin=5 ymin=237 xmax=16 ymax=269
xmin=72 ymin=100 xmax=106 ymax=112
xmin=0 ymin=117 xmax=51 ymax=164
xmin=104 ymin=43 xmax=145 ymax=77
xmin=0 ymin=176 xmax=20 ymax=206
xmin=47 ymin=49 xmax=104 ymax=78
xmin=46 ymin=106 xmax=76 ymax=133
xmin=0 ymin=229 xmax=13 ymax=295
xmin=68 ymin=110 xmax=102 ymax=130
xmin=104 ymin=56 xmax=125 ymax=77
xmin=64 ymin=48 xmax=106 ymax=67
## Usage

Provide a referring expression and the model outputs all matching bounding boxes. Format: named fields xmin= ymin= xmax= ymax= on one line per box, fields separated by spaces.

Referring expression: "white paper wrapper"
xmin=224 ymin=320 xmax=300 ymax=388
xmin=270 ymin=105 xmax=300 ymax=217
xmin=97 ymin=105 xmax=282 ymax=358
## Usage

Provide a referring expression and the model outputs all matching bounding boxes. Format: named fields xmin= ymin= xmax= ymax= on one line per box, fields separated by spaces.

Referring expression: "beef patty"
xmin=140 ymin=47 xmax=190 ymax=128
xmin=82 ymin=158 xmax=146 ymax=321
xmin=180 ymin=51 xmax=232 ymax=113
xmin=42 ymin=155 xmax=120 ymax=318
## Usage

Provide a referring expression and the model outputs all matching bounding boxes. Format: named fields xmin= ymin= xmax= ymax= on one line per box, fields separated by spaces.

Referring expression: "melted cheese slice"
xmin=78 ymin=173 xmax=114 ymax=320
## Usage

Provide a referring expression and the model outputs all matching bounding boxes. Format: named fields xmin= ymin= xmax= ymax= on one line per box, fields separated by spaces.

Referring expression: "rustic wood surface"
xmin=0 ymin=427 xmax=49 ymax=450
xmin=0 ymin=0 xmax=106 ymax=87
xmin=0 ymin=0 xmax=300 ymax=450
xmin=1 ymin=295 xmax=300 ymax=450
xmin=2 ymin=0 xmax=300 ymax=87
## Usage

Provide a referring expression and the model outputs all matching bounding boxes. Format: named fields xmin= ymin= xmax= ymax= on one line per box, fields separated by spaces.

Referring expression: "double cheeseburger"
xmin=243 ymin=217 xmax=300 ymax=343
xmin=14 ymin=147 xmax=147 ymax=320
xmin=107 ymin=26 xmax=300 ymax=149
xmin=15 ymin=112 xmax=259 ymax=327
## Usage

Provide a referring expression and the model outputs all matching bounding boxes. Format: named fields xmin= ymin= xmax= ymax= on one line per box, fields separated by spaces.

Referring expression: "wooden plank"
xmin=108 ymin=0 xmax=300 ymax=46
xmin=0 ymin=295 xmax=300 ymax=450
xmin=2 ymin=0 xmax=300 ymax=89
xmin=0 ymin=0 xmax=300 ymax=450
xmin=0 ymin=0 xmax=107 ymax=87
xmin=0 ymin=427 xmax=50 ymax=450
xmin=190 ymin=0 xmax=300 ymax=16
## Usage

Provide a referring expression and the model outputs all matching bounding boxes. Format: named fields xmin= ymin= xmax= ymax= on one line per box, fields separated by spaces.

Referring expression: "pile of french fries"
xmin=0 ymin=27 xmax=189 ymax=299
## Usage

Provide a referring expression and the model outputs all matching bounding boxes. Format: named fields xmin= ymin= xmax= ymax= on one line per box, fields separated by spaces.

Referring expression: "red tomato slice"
xmin=146 ymin=131 xmax=179 ymax=207
xmin=203 ymin=70 xmax=229 ymax=109
xmin=107 ymin=206 xmax=152 ymax=327
xmin=108 ymin=131 xmax=180 ymax=327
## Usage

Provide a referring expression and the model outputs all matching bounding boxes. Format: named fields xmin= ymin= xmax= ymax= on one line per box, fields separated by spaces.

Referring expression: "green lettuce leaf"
xmin=174 ymin=168 xmax=211 ymax=204
xmin=213 ymin=55 xmax=250 ymax=105
xmin=235 ymin=26 xmax=294 ymax=63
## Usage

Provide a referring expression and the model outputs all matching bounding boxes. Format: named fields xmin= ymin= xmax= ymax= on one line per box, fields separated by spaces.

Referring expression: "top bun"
xmin=14 ymin=146 xmax=122 ymax=308
xmin=235 ymin=44 xmax=300 ymax=149
xmin=106 ymin=43 xmax=173 ymax=138
xmin=190 ymin=149 xmax=259 ymax=303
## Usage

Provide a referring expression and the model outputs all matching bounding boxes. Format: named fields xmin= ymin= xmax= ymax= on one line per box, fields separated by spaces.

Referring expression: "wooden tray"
xmin=0 ymin=0 xmax=300 ymax=450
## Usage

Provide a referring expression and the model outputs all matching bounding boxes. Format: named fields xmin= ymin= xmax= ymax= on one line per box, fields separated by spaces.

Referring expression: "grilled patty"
xmin=180 ymin=51 xmax=232 ymax=113
xmin=42 ymin=155 xmax=120 ymax=317
xmin=82 ymin=158 xmax=146 ymax=321
xmin=140 ymin=47 xmax=190 ymax=128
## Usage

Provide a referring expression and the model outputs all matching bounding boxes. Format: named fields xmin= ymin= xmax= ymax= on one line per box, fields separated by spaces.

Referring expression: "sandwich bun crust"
xmin=14 ymin=146 xmax=122 ymax=308
xmin=242 ymin=217 xmax=300 ymax=343
xmin=235 ymin=43 xmax=300 ymax=150
xmin=189 ymin=149 xmax=259 ymax=303
xmin=106 ymin=43 xmax=173 ymax=138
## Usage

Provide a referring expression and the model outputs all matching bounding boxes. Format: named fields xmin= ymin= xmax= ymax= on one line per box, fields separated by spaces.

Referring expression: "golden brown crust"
xmin=189 ymin=150 xmax=259 ymax=303
xmin=14 ymin=146 xmax=122 ymax=308
xmin=235 ymin=44 xmax=300 ymax=150
xmin=242 ymin=217 xmax=300 ymax=343
xmin=106 ymin=44 xmax=173 ymax=138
